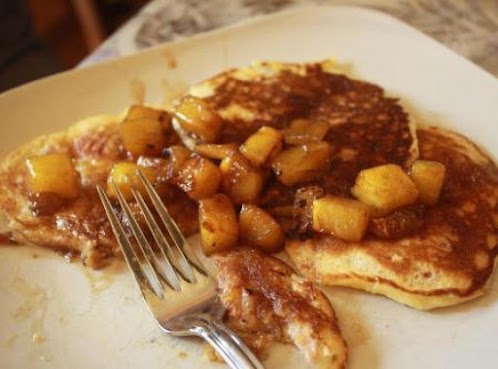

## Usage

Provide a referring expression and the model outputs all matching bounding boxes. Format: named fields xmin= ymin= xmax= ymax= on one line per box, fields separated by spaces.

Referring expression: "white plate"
xmin=1 ymin=6 xmax=497 ymax=369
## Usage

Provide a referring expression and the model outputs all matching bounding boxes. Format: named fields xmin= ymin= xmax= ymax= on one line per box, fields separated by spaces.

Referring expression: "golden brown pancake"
xmin=179 ymin=61 xmax=419 ymax=240
xmin=286 ymin=126 xmax=498 ymax=309
xmin=215 ymin=249 xmax=347 ymax=369
xmin=182 ymin=61 xmax=498 ymax=309
xmin=0 ymin=114 xmax=198 ymax=268
xmin=186 ymin=61 xmax=418 ymax=195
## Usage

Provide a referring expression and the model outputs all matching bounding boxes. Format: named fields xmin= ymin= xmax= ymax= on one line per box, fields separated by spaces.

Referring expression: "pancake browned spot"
xmin=286 ymin=126 xmax=498 ymax=310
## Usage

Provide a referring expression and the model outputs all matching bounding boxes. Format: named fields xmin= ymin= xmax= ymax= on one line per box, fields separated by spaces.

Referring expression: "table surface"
xmin=81 ymin=0 xmax=498 ymax=77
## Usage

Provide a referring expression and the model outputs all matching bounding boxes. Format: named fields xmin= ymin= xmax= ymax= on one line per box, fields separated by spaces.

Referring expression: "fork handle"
xmin=195 ymin=319 xmax=265 ymax=369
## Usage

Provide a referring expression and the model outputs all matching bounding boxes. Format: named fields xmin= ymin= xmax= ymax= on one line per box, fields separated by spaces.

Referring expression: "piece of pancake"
xmin=215 ymin=249 xmax=347 ymax=369
xmin=286 ymin=126 xmax=498 ymax=310
xmin=0 ymin=114 xmax=198 ymax=268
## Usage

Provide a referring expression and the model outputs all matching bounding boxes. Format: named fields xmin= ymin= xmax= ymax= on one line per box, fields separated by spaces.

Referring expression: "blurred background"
xmin=0 ymin=0 xmax=148 ymax=92
xmin=27 ymin=0 xmax=149 ymax=65
xmin=1 ymin=0 xmax=496 ymax=93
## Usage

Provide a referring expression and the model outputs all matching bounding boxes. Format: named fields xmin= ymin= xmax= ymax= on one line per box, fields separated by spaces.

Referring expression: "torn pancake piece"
xmin=215 ymin=249 xmax=347 ymax=369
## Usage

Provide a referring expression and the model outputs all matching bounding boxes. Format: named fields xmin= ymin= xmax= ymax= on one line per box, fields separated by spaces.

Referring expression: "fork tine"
xmin=137 ymin=170 xmax=208 ymax=276
xmin=98 ymin=185 xmax=167 ymax=298
xmin=132 ymin=187 xmax=196 ymax=284
xmin=97 ymin=186 xmax=150 ymax=287
xmin=111 ymin=181 xmax=181 ymax=294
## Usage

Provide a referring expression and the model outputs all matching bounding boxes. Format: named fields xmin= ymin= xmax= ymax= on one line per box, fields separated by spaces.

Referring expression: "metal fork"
xmin=97 ymin=171 xmax=264 ymax=369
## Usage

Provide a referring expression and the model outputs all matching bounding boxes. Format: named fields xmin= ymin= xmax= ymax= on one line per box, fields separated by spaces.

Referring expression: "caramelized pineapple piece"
xmin=126 ymin=105 xmax=164 ymax=121
xmin=199 ymin=194 xmax=238 ymax=255
xmin=106 ymin=162 xmax=156 ymax=200
xmin=165 ymin=145 xmax=191 ymax=177
xmin=126 ymin=105 xmax=175 ymax=139
xmin=312 ymin=195 xmax=370 ymax=242
xmin=136 ymin=156 xmax=169 ymax=182
xmin=26 ymin=153 xmax=80 ymax=199
xmin=176 ymin=157 xmax=222 ymax=200
xmin=283 ymin=119 xmax=329 ymax=145
xmin=240 ymin=126 xmax=283 ymax=167
xmin=194 ymin=143 xmax=237 ymax=160
xmin=352 ymin=164 xmax=419 ymax=216
xmin=220 ymin=153 xmax=265 ymax=204
xmin=239 ymin=204 xmax=284 ymax=252
xmin=271 ymin=142 xmax=330 ymax=186
xmin=410 ymin=160 xmax=446 ymax=205
xmin=174 ymin=96 xmax=222 ymax=143
xmin=121 ymin=117 xmax=165 ymax=157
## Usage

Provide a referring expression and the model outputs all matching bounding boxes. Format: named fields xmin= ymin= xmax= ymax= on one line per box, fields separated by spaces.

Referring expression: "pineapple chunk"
xmin=121 ymin=117 xmax=165 ymax=157
xmin=199 ymin=194 xmax=238 ymax=255
xmin=240 ymin=126 xmax=283 ymax=167
xmin=174 ymin=96 xmax=222 ymax=143
xmin=26 ymin=153 xmax=80 ymax=199
xmin=136 ymin=156 xmax=169 ymax=182
xmin=126 ymin=105 xmax=164 ymax=121
xmin=271 ymin=142 xmax=330 ymax=186
xmin=220 ymin=153 xmax=265 ymax=204
xmin=176 ymin=157 xmax=222 ymax=200
xmin=352 ymin=164 xmax=419 ymax=216
xmin=410 ymin=160 xmax=446 ymax=205
xmin=194 ymin=143 xmax=237 ymax=160
xmin=239 ymin=204 xmax=284 ymax=252
xmin=165 ymin=145 xmax=191 ymax=177
xmin=283 ymin=119 xmax=329 ymax=145
xmin=106 ymin=162 xmax=156 ymax=200
xmin=312 ymin=196 xmax=370 ymax=242
xmin=126 ymin=105 xmax=172 ymax=132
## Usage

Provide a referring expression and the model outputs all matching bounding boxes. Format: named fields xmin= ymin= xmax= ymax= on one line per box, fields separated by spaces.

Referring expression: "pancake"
xmin=181 ymin=60 xmax=418 ymax=196
xmin=286 ymin=126 xmax=498 ymax=309
xmin=215 ymin=249 xmax=347 ymax=369
xmin=177 ymin=60 xmax=498 ymax=309
xmin=0 ymin=114 xmax=198 ymax=268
